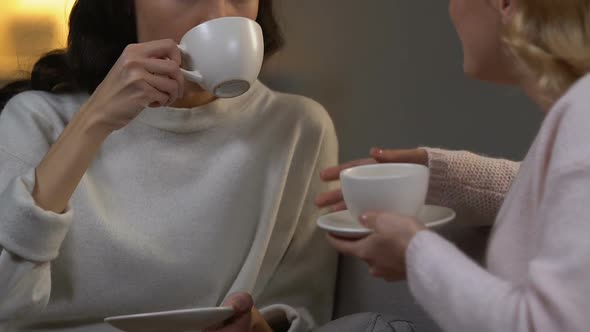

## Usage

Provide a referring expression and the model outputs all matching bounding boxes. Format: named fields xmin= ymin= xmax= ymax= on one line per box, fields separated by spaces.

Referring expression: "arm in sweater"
xmin=257 ymin=115 xmax=339 ymax=332
xmin=424 ymin=148 xmax=520 ymax=226
xmin=0 ymin=159 xmax=73 ymax=322
xmin=407 ymin=159 xmax=590 ymax=332
xmin=0 ymin=94 xmax=76 ymax=321
xmin=0 ymin=91 xmax=110 ymax=322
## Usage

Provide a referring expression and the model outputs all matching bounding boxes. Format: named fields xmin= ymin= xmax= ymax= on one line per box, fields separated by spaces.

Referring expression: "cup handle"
xmin=177 ymin=44 xmax=204 ymax=83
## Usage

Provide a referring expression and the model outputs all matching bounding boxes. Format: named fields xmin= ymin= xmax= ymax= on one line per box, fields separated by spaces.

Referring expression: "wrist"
xmin=74 ymin=103 xmax=113 ymax=141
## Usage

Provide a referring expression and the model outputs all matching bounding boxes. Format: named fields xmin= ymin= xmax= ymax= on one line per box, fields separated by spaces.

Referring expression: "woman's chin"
xmin=462 ymin=56 xmax=520 ymax=86
xmin=463 ymin=60 xmax=484 ymax=80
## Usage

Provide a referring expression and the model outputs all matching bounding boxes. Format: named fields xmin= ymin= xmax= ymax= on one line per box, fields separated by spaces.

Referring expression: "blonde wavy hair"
xmin=504 ymin=0 xmax=590 ymax=100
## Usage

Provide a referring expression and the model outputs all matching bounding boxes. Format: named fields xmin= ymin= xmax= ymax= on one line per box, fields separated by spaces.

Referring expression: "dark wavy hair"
xmin=0 ymin=0 xmax=283 ymax=111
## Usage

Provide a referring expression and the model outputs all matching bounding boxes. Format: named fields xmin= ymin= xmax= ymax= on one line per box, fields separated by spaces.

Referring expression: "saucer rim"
xmin=104 ymin=306 xmax=234 ymax=322
xmin=317 ymin=204 xmax=456 ymax=235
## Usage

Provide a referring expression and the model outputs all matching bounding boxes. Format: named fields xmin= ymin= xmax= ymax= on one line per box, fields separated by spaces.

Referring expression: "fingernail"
xmin=359 ymin=214 xmax=369 ymax=225
xmin=233 ymin=298 xmax=250 ymax=312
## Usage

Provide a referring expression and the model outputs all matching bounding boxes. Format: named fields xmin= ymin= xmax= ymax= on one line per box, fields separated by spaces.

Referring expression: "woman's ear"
xmin=498 ymin=0 xmax=517 ymax=23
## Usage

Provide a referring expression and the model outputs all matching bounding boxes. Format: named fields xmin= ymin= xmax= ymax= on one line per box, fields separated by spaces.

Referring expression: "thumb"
xmin=207 ymin=293 xmax=253 ymax=332
xmin=359 ymin=212 xmax=380 ymax=230
xmin=222 ymin=292 xmax=253 ymax=315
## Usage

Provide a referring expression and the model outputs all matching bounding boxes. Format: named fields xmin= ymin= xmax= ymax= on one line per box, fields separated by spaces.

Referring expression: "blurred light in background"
xmin=0 ymin=0 xmax=76 ymax=80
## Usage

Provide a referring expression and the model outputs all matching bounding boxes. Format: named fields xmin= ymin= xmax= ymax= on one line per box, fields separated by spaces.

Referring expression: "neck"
xmin=171 ymin=82 xmax=218 ymax=108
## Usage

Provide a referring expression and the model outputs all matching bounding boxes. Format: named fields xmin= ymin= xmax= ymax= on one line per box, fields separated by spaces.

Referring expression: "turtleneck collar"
xmin=134 ymin=80 xmax=264 ymax=133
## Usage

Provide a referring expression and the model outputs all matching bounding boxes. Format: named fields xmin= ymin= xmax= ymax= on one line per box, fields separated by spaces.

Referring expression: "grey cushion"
xmin=315 ymin=313 xmax=417 ymax=332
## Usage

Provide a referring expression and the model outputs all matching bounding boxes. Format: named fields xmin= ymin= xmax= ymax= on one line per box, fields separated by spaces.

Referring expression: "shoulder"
xmin=0 ymin=91 xmax=87 ymax=164
xmin=1 ymin=90 xmax=87 ymax=130
xmin=550 ymin=74 xmax=590 ymax=129
xmin=258 ymin=83 xmax=336 ymax=139
xmin=543 ymin=74 xmax=590 ymax=169
xmin=554 ymin=74 xmax=590 ymax=119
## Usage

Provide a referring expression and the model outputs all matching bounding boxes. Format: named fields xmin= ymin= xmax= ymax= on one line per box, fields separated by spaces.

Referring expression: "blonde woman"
xmin=317 ymin=0 xmax=590 ymax=331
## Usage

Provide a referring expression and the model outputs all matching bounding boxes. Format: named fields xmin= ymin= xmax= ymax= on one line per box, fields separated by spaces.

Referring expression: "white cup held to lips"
xmin=340 ymin=163 xmax=430 ymax=220
xmin=177 ymin=17 xmax=264 ymax=98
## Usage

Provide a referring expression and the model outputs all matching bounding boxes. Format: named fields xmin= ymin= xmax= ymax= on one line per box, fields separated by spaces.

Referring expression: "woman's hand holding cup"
xmin=315 ymin=148 xmax=429 ymax=212
xmin=81 ymin=39 xmax=185 ymax=134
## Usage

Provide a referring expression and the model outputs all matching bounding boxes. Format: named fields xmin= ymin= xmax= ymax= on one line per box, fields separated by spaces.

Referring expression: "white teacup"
xmin=177 ymin=17 xmax=264 ymax=98
xmin=340 ymin=163 xmax=430 ymax=220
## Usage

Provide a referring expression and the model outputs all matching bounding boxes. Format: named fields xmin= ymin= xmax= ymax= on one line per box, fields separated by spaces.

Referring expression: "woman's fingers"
xmin=134 ymin=39 xmax=183 ymax=65
xmin=143 ymin=58 xmax=185 ymax=96
xmin=206 ymin=293 xmax=253 ymax=332
xmin=134 ymin=81 xmax=170 ymax=108
xmin=315 ymin=189 xmax=343 ymax=208
xmin=371 ymin=148 xmax=428 ymax=165
xmin=320 ymin=158 xmax=375 ymax=181
xmin=329 ymin=201 xmax=348 ymax=212
xmin=144 ymin=73 xmax=181 ymax=105
xmin=320 ymin=149 xmax=427 ymax=183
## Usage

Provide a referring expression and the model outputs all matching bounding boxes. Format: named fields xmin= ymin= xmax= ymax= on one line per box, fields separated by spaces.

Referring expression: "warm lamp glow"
xmin=0 ymin=0 xmax=76 ymax=79
xmin=13 ymin=0 xmax=76 ymax=13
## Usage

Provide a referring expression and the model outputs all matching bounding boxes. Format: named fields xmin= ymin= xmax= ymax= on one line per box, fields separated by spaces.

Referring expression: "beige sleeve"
xmin=423 ymin=148 xmax=520 ymax=226
xmin=256 ymin=116 xmax=339 ymax=332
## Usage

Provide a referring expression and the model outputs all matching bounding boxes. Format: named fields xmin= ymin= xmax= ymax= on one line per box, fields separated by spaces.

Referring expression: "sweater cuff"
xmin=260 ymin=304 xmax=309 ymax=332
xmin=0 ymin=168 xmax=73 ymax=262
xmin=422 ymin=147 xmax=450 ymax=205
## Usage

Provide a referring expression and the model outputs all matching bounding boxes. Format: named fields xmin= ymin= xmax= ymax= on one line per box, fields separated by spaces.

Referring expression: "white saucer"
xmin=105 ymin=307 xmax=235 ymax=332
xmin=317 ymin=205 xmax=456 ymax=239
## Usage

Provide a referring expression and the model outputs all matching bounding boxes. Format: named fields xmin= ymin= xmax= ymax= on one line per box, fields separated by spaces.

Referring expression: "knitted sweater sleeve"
xmin=423 ymin=148 xmax=520 ymax=226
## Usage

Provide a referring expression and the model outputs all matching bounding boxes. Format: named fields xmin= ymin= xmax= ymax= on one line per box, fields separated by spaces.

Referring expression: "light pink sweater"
xmin=411 ymin=75 xmax=590 ymax=332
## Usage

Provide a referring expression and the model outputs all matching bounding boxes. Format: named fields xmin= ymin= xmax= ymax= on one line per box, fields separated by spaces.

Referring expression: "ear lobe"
xmin=499 ymin=0 xmax=516 ymax=22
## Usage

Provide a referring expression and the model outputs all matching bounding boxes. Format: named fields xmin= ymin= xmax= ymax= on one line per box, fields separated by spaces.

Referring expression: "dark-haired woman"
xmin=0 ymin=1 xmax=338 ymax=331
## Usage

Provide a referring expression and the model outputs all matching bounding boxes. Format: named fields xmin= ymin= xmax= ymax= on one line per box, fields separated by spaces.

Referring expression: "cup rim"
xmin=191 ymin=16 xmax=257 ymax=31
xmin=180 ymin=16 xmax=261 ymax=48
xmin=340 ymin=163 xmax=429 ymax=181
